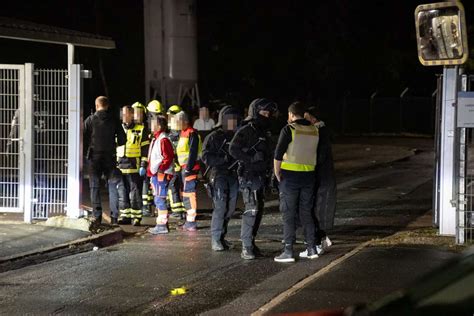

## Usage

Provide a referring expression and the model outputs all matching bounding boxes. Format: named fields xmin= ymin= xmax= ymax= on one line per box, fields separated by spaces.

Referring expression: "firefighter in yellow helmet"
xmin=133 ymin=101 xmax=155 ymax=217
xmin=147 ymin=100 xmax=165 ymax=117
xmin=166 ymin=104 xmax=186 ymax=218
xmin=116 ymin=103 xmax=151 ymax=225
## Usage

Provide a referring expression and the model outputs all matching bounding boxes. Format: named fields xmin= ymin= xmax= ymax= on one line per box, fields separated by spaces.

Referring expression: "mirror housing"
xmin=415 ymin=2 xmax=468 ymax=66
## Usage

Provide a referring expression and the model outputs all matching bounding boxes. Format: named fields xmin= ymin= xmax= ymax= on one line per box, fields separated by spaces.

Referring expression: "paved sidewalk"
xmin=0 ymin=224 xmax=90 ymax=260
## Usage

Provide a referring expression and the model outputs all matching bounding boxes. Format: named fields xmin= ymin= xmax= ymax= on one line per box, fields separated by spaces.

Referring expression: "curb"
xmin=0 ymin=227 xmax=123 ymax=273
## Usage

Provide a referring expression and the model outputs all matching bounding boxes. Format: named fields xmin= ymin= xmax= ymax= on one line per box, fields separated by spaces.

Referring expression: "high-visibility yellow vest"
xmin=281 ymin=122 xmax=319 ymax=172
xmin=117 ymin=124 xmax=149 ymax=159
xmin=176 ymin=128 xmax=202 ymax=168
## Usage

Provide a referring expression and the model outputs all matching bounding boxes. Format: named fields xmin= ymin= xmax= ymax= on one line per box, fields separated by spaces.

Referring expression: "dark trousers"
xmin=239 ymin=175 xmax=265 ymax=247
xmin=119 ymin=173 xmax=142 ymax=211
xmin=88 ymin=154 xmax=116 ymax=219
xmin=211 ymin=174 xmax=239 ymax=241
xmin=280 ymin=176 xmax=316 ymax=248
xmin=314 ymin=173 xmax=337 ymax=231
xmin=107 ymin=168 xmax=125 ymax=219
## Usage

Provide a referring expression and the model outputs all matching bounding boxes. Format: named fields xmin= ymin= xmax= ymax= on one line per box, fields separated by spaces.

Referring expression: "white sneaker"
xmin=322 ymin=236 xmax=332 ymax=249
xmin=299 ymin=249 xmax=308 ymax=258
xmin=299 ymin=247 xmax=319 ymax=259
xmin=316 ymin=245 xmax=325 ymax=255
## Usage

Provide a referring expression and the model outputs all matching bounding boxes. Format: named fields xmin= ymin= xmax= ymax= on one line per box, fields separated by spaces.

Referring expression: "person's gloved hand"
xmin=139 ymin=167 xmax=146 ymax=177
xmin=251 ymin=151 xmax=265 ymax=163
xmin=174 ymin=164 xmax=182 ymax=172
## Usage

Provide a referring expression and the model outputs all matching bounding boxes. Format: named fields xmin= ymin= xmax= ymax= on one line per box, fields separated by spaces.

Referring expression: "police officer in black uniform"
xmin=83 ymin=96 xmax=126 ymax=223
xmin=202 ymin=105 xmax=242 ymax=251
xmin=229 ymin=98 xmax=277 ymax=260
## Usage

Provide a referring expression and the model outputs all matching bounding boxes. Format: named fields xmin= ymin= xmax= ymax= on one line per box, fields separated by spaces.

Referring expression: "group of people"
xmin=83 ymin=96 xmax=336 ymax=263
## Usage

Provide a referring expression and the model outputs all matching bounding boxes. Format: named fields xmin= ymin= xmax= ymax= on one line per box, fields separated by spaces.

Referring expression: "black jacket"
xmin=84 ymin=109 xmax=126 ymax=157
xmin=315 ymin=123 xmax=335 ymax=180
xmin=229 ymin=120 xmax=271 ymax=174
xmin=202 ymin=129 xmax=234 ymax=173
xmin=202 ymin=106 xmax=238 ymax=174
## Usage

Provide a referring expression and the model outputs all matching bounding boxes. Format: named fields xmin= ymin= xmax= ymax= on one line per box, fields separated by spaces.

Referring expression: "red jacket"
xmin=147 ymin=130 xmax=174 ymax=177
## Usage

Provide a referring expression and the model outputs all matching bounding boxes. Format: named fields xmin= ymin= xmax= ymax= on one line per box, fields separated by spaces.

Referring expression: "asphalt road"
xmin=0 ymin=146 xmax=436 ymax=315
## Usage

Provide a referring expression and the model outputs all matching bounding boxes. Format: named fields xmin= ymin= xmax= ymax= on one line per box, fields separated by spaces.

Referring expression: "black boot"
xmin=211 ymin=239 xmax=225 ymax=251
xmin=241 ymin=246 xmax=255 ymax=260
xmin=252 ymin=239 xmax=262 ymax=257
xmin=274 ymin=244 xmax=295 ymax=263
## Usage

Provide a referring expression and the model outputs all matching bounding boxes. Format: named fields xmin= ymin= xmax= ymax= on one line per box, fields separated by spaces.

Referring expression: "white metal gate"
xmin=32 ymin=69 xmax=69 ymax=219
xmin=456 ymin=128 xmax=474 ymax=244
xmin=455 ymin=75 xmax=474 ymax=244
xmin=0 ymin=65 xmax=25 ymax=213
xmin=0 ymin=64 xmax=71 ymax=220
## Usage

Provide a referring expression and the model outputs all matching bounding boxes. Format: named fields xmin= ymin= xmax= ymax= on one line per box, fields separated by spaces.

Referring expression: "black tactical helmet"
xmin=249 ymin=98 xmax=277 ymax=117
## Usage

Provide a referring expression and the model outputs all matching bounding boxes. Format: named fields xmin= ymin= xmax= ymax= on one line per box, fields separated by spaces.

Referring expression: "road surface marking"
xmin=252 ymin=240 xmax=372 ymax=316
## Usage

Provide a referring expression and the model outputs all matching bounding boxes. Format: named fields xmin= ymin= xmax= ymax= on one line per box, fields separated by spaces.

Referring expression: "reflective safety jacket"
xmin=281 ymin=122 xmax=319 ymax=172
xmin=117 ymin=123 xmax=150 ymax=174
xmin=176 ymin=127 xmax=202 ymax=172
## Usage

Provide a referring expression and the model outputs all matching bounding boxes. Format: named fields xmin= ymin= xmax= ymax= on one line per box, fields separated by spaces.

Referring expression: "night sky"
xmin=1 ymin=0 xmax=474 ymax=115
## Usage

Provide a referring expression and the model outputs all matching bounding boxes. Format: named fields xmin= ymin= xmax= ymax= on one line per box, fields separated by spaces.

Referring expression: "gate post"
xmin=23 ymin=63 xmax=34 ymax=223
xmin=67 ymin=64 xmax=83 ymax=218
xmin=439 ymin=66 xmax=459 ymax=236
xmin=433 ymin=76 xmax=443 ymax=228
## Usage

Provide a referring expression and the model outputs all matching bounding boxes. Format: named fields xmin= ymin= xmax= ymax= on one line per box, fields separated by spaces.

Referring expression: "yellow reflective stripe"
xmin=281 ymin=161 xmax=315 ymax=172
xmin=125 ymin=147 xmax=141 ymax=157
xmin=120 ymin=168 xmax=139 ymax=174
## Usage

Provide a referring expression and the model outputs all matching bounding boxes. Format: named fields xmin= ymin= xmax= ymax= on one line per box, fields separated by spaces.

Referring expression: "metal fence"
xmin=456 ymin=129 xmax=474 ymax=244
xmin=0 ymin=66 xmax=23 ymax=211
xmin=32 ymin=69 xmax=69 ymax=219
xmin=455 ymin=75 xmax=474 ymax=244
xmin=0 ymin=65 xmax=69 ymax=220
xmin=316 ymin=95 xmax=436 ymax=135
